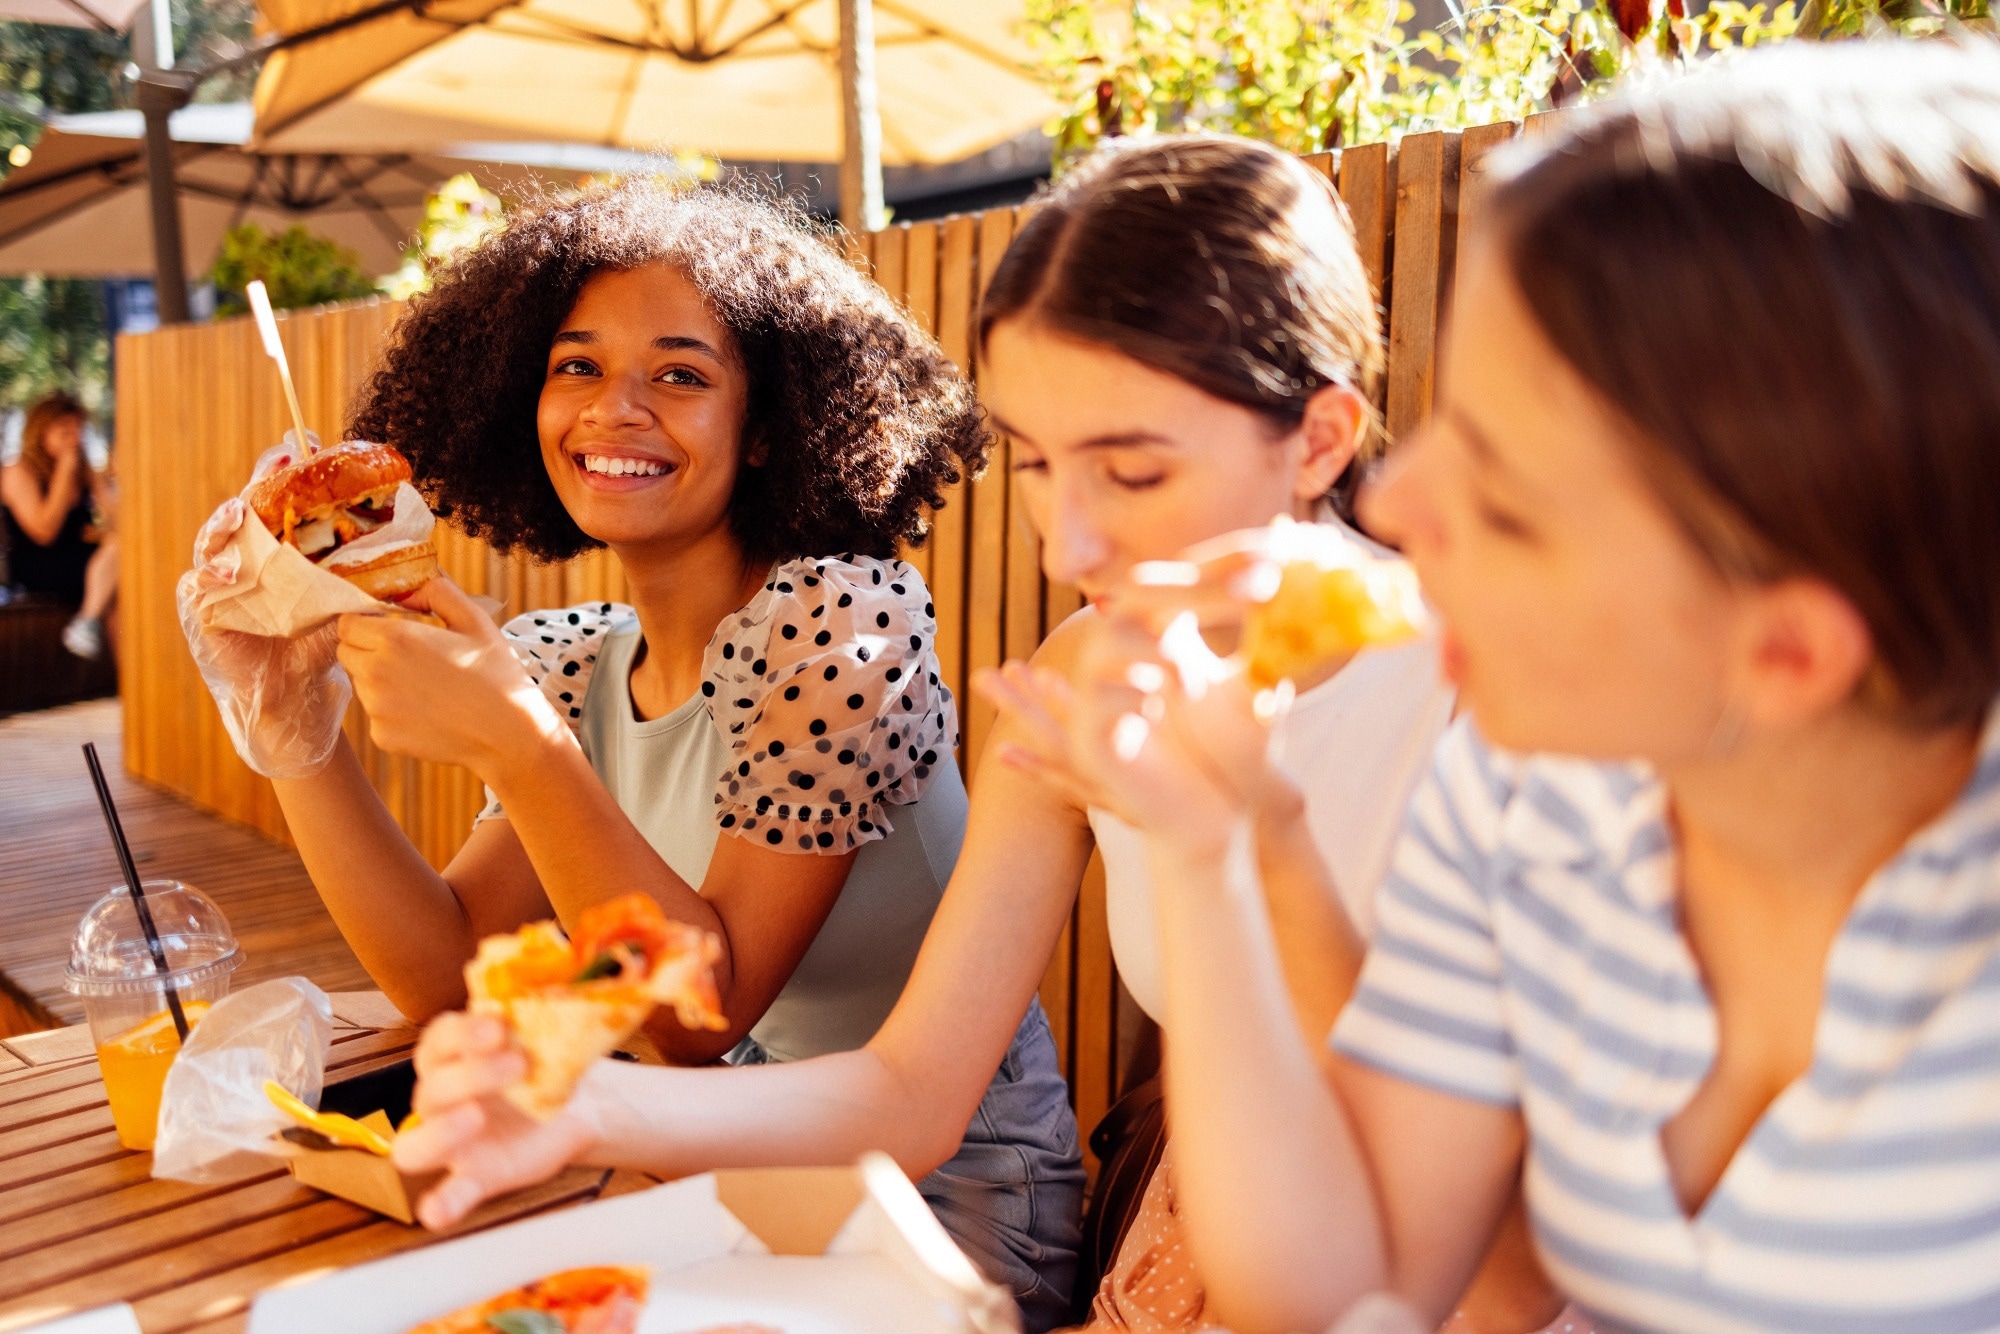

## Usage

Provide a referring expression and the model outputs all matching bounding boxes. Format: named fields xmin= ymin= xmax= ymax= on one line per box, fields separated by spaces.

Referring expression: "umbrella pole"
xmin=838 ymin=0 xmax=884 ymax=234
xmin=135 ymin=70 xmax=195 ymax=325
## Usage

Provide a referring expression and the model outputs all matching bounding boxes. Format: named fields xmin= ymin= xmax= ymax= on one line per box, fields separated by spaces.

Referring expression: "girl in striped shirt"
xmin=1003 ymin=42 xmax=2000 ymax=1334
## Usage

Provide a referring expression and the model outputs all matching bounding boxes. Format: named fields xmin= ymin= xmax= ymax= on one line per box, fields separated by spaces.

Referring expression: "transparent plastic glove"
xmin=152 ymin=977 xmax=333 ymax=1184
xmin=177 ymin=433 xmax=350 ymax=779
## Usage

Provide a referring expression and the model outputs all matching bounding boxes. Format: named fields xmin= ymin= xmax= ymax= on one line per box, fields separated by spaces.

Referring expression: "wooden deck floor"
xmin=0 ymin=700 xmax=371 ymax=1033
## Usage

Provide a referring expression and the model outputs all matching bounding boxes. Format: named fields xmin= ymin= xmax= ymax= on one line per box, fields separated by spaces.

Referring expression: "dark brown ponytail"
xmin=978 ymin=135 xmax=1385 ymax=518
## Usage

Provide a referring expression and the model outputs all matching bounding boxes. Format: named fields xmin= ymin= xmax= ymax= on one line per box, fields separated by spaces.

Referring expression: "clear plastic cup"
xmin=64 ymin=881 xmax=242 ymax=1151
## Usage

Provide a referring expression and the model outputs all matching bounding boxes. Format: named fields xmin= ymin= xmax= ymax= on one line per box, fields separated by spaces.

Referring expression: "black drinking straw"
xmin=82 ymin=743 xmax=190 ymax=1042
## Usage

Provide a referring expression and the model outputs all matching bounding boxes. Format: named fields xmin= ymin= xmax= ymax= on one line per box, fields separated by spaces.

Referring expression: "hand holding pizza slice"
xmin=464 ymin=894 xmax=727 ymax=1121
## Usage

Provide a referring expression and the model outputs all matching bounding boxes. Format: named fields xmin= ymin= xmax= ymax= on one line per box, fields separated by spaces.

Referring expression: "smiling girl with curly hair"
xmin=180 ymin=178 xmax=1083 ymax=1315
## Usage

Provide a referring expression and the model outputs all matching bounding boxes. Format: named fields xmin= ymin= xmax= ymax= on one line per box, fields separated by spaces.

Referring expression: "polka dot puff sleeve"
xmin=705 ymin=556 xmax=956 ymax=853
xmin=474 ymin=601 xmax=637 ymax=824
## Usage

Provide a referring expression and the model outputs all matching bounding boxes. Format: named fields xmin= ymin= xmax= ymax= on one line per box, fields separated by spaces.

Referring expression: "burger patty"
xmin=289 ymin=488 xmax=398 ymax=562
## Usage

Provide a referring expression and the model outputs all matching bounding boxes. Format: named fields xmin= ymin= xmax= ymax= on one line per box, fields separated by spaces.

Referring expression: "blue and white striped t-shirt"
xmin=1332 ymin=706 xmax=2000 ymax=1334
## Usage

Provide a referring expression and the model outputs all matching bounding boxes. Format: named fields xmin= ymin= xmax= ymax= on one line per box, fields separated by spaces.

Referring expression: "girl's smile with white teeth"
xmin=578 ymin=453 xmax=673 ymax=478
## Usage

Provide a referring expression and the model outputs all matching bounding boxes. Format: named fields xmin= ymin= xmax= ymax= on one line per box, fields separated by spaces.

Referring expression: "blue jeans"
xmin=731 ymin=999 xmax=1084 ymax=1330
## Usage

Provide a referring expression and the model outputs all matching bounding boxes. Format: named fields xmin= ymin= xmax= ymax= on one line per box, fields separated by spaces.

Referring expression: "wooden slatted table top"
xmin=0 ymin=995 xmax=640 ymax=1334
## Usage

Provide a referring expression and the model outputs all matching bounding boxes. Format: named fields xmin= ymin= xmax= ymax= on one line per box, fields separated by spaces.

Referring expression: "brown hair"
xmin=350 ymin=180 xmax=988 ymax=564
xmin=978 ymin=135 xmax=1385 ymax=518
xmin=1490 ymin=41 xmax=2000 ymax=729
xmin=17 ymin=393 xmax=86 ymax=488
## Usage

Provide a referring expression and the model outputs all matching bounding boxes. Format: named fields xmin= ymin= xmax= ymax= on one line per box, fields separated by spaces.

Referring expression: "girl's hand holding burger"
xmin=336 ymin=577 xmax=568 ymax=776
xmin=178 ymin=496 xmax=352 ymax=779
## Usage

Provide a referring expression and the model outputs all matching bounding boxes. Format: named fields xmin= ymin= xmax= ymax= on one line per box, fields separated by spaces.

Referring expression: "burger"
xmin=246 ymin=440 xmax=440 ymax=602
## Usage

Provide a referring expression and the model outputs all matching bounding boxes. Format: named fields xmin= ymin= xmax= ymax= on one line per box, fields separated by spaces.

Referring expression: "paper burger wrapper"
xmin=197 ymin=481 xmax=436 ymax=638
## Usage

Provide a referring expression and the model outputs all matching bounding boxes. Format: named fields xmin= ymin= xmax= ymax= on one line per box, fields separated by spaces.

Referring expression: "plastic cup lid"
xmin=64 ymin=880 xmax=243 ymax=997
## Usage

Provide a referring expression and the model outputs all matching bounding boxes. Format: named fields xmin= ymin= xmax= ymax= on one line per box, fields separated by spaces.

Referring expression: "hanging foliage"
xmin=1025 ymin=0 xmax=1990 ymax=168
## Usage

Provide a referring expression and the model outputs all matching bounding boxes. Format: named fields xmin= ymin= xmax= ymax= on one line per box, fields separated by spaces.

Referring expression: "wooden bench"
xmin=0 ymin=595 xmax=116 ymax=716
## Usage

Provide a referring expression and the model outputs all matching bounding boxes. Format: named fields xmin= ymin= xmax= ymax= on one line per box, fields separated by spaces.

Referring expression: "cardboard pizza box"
xmin=247 ymin=1154 xmax=1020 ymax=1334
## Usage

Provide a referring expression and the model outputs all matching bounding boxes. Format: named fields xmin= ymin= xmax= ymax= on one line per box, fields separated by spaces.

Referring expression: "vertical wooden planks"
xmin=1385 ymin=130 xmax=1462 ymax=441
xmin=963 ymin=205 xmax=1019 ymax=779
xmin=1523 ymin=108 xmax=1567 ymax=140
xmin=1337 ymin=141 xmax=1397 ymax=414
xmin=1456 ymin=121 xmax=1520 ymax=274
xmin=872 ymin=224 xmax=908 ymax=320
xmin=897 ymin=221 xmax=941 ymax=585
xmin=1000 ymin=206 xmax=1044 ymax=666
xmin=930 ymin=214 xmax=979 ymax=714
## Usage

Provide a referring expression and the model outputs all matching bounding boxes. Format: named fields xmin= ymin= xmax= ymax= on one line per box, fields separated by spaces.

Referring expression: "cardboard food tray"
xmin=280 ymin=1059 xmax=437 ymax=1224
xmin=247 ymin=1153 xmax=1020 ymax=1334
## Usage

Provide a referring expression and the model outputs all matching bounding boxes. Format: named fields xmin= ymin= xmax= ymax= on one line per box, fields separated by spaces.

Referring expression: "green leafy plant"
xmin=378 ymin=172 xmax=508 ymax=300
xmin=208 ymin=223 xmax=381 ymax=316
xmin=1025 ymin=0 xmax=1993 ymax=167
xmin=0 ymin=276 xmax=107 ymax=416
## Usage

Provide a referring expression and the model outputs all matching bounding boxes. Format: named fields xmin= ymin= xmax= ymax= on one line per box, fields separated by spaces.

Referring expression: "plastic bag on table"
xmin=152 ymin=976 xmax=334 ymax=1184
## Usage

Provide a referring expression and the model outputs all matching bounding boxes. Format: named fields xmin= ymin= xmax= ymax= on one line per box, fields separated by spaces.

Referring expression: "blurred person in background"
xmin=1 ymin=392 xmax=118 ymax=659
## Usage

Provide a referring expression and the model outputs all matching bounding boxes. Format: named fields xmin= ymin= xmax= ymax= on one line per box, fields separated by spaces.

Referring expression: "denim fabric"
xmin=730 ymin=999 xmax=1085 ymax=1331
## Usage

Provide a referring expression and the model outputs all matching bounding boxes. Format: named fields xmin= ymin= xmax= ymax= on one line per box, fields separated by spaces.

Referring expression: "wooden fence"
xmin=116 ymin=115 xmax=1552 ymax=1146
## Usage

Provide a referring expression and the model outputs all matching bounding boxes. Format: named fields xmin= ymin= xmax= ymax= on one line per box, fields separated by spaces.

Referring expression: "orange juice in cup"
xmin=95 ymin=1001 xmax=214 ymax=1150
xmin=65 ymin=881 xmax=241 ymax=1152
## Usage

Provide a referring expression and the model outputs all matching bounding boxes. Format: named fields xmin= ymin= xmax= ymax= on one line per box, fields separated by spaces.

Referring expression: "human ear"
xmin=1295 ymin=384 xmax=1366 ymax=504
xmin=1735 ymin=577 xmax=1876 ymax=730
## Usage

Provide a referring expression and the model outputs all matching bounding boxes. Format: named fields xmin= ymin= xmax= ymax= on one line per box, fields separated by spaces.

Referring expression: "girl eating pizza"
xmin=180 ymin=184 xmax=1084 ymax=1323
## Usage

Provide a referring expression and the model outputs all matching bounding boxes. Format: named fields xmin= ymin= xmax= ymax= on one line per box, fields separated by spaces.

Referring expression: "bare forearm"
xmin=4 ymin=460 xmax=81 ymax=544
xmin=485 ymin=731 xmax=720 ymax=939
xmin=578 ymin=1042 xmax=962 ymax=1181
xmin=1254 ymin=789 xmax=1366 ymax=1048
xmin=1151 ymin=829 xmax=1387 ymax=1334
xmin=273 ymin=739 xmax=476 ymax=1017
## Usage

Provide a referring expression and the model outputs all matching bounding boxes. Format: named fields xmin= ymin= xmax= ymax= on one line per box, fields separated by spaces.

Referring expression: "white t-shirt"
xmin=1088 ymin=528 xmax=1456 ymax=1023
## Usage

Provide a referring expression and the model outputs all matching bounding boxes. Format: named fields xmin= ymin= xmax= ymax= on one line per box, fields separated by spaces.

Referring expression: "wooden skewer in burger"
xmin=243 ymin=281 xmax=441 ymax=610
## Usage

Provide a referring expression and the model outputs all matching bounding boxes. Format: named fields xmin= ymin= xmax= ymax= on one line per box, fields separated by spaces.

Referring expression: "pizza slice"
xmin=1237 ymin=523 xmax=1430 ymax=689
xmin=465 ymin=893 xmax=727 ymax=1120
xmin=405 ymin=1265 xmax=650 ymax=1334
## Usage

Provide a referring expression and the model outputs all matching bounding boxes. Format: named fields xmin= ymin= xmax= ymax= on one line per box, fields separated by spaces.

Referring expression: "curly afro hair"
xmin=347 ymin=179 xmax=990 ymax=564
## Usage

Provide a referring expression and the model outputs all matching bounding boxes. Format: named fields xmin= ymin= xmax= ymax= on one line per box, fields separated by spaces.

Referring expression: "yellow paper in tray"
xmin=265 ymin=1080 xmax=396 ymax=1157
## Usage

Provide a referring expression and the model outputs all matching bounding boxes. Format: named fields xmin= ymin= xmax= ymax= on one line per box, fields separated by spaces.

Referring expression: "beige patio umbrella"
xmin=0 ymin=0 xmax=148 ymax=30
xmin=248 ymin=0 xmax=1058 ymax=225
xmin=0 ymin=102 xmax=667 ymax=277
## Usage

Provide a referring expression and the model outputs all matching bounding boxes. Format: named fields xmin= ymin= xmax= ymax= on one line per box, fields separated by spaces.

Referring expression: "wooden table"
xmin=0 ymin=995 xmax=639 ymax=1334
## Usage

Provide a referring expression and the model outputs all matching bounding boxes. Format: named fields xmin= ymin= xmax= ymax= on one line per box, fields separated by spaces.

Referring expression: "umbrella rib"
xmin=502 ymin=8 xmax=767 ymax=58
xmin=325 ymin=155 xmax=417 ymax=248
xmin=52 ymin=0 xmax=120 ymax=35
xmin=223 ymin=156 xmax=265 ymax=231
xmin=0 ymin=149 xmax=210 ymax=251
xmin=870 ymin=0 xmax=1040 ymax=78
xmin=0 ymin=141 xmax=209 ymax=214
xmin=609 ymin=48 xmax=646 ymax=148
